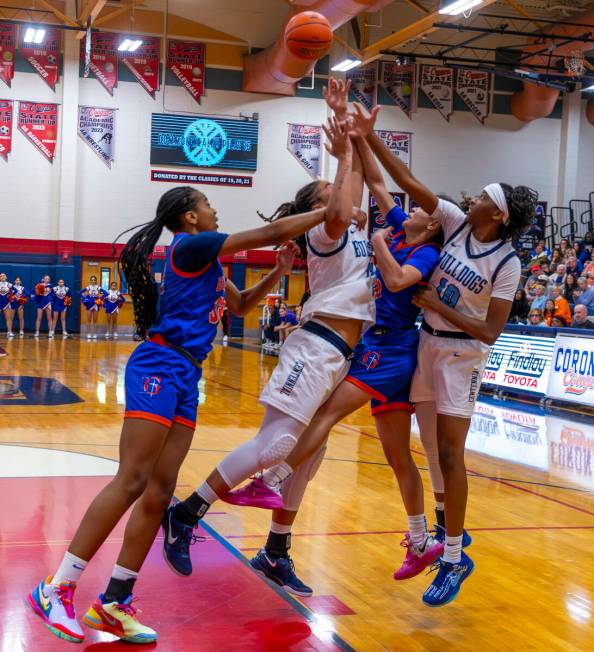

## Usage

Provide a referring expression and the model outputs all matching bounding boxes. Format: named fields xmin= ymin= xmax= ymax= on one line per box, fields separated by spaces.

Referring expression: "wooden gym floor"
xmin=0 ymin=337 xmax=592 ymax=651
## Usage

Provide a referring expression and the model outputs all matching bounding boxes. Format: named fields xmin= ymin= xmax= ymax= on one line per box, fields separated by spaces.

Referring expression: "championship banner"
xmin=0 ymin=99 xmax=12 ymax=160
xmin=375 ymin=130 xmax=411 ymax=168
xmin=420 ymin=65 xmax=453 ymax=122
xmin=120 ymin=36 xmax=160 ymax=98
xmin=287 ymin=123 xmax=322 ymax=179
xmin=167 ymin=40 xmax=205 ymax=104
xmin=380 ymin=62 xmax=416 ymax=119
xmin=0 ymin=22 xmax=16 ymax=87
xmin=455 ymin=69 xmax=490 ymax=124
xmin=547 ymin=334 xmax=594 ymax=407
xmin=19 ymin=26 xmax=60 ymax=90
xmin=17 ymin=101 xmax=58 ymax=162
xmin=347 ymin=62 xmax=378 ymax=111
xmin=81 ymin=32 xmax=118 ymax=95
xmin=78 ymin=106 xmax=115 ymax=168
xmin=368 ymin=192 xmax=406 ymax=235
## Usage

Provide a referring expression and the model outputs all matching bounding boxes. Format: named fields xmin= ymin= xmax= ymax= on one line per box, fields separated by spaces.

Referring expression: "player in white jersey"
xmin=162 ymin=85 xmax=375 ymax=579
xmin=358 ymin=103 xmax=537 ymax=606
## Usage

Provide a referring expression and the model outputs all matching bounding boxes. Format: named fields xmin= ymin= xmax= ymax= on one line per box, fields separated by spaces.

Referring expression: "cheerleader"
xmin=0 ymin=272 xmax=15 ymax=337
xmin=79 ymin=276 xmax=105 ymax=340
xmin=104 ymin=281 xmax=125 ymax=339
xmin=10 ymin=277 xmax=28 ymax=337
xmin=33 ymin=275 xmax=53 ymax=338
xmin=50 ymin=279 xmax=72 ymax=338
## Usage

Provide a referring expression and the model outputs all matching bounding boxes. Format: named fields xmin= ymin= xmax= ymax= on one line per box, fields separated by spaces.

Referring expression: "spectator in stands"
xmin=565 ymin=255 xmax=582 ymax=277
xmin=551 ymin=315 xmax=568 ymax=328
xmin=528 ymin=309 xmax=546 ymax=327
xmin=525 ymin=265 xmax=543 ymax=298
xmin=509 ymin=289 xmax=530 ymax=324
xmin=530 ymin=284 xmax=547 ymax=311
xmin=571 ymin=304 xmax=594 ymax=330
xmin=263 ymin=299 xmax=281 ymax=348
xmin=528 ymin=242 xmax=549 ymax=268
xmin=544 ymin=299 xmax=556 ymax=327
xmin=559 ymin=238 xmax=571 ymax=260
xmin=540 ymin=261 xmax=551 ymax=276
xmin=551 ymin=286 xmax=572 ymax=325
xmin=577 ymin=284 xmax=594 ymax=313
xmin=577 ymin=231 xmax=594 ymax=265
xmin=583 ymin=252 xmax=594 ymax=278
xmin=531 ymin=239 xmax=551 ymax=259
xmin=550 ymin=249 xmax=562 ymax=267
xmin=549 ymin=264 xmax=567 ymax=288
xmin=275 ymin=305 xmax=299 ymax=345
xmin=564 ymin=274 xmax=578 ymax=308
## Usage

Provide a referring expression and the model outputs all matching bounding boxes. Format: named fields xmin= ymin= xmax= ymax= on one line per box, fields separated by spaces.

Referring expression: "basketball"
xmin=285 ymin=12 xmax=332 ymax=61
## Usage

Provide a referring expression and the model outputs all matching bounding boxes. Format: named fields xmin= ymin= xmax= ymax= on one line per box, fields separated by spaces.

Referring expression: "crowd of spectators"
xmin=512 ymin=231 xmax=594 ymax=329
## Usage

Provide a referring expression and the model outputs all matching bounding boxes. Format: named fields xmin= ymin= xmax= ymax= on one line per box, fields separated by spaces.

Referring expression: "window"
xmin=100 ymin=268 xmax=110 ymax=291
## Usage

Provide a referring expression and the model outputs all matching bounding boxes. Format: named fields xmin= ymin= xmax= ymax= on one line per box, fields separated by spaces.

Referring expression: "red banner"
xmin=19 ymin=26 xmax=60 ymax=90
xmin=81 ymin=32 xmax=118 ymax=95
xmin=0 ymin=99 xmax=12 ymax=160
xmin=120 ymin=36 xmax=160 ymax=98
xmin=167 ymin=40 xmax=205 ymax=104
xmin=0 ymin=22 xmax=16 ymax=87
xmin=18 ymin=101 xmax=58 ymax=162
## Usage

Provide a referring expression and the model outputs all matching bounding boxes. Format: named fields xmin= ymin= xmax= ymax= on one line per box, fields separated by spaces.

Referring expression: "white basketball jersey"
xmin=424 ymin=199 xmax=520 ymax=333
xmin=301 ymin=221 xmax=376 ymax=328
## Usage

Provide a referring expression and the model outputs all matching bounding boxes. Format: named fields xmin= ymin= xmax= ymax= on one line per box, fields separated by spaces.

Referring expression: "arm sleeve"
xmin=172 ymin=232 xmax=228 ymax=273
xmin=78 ymin=288 xmax=87 ymax=297
xmin=384 ymin=205 xmax=408 ymax=231
xmin=492 ymin=256 xmax=521 ymax=301
xmin=430 ymin=198 xmax=466 ymax=240
xmin=404 ymin=245 xmax=440 ymax=281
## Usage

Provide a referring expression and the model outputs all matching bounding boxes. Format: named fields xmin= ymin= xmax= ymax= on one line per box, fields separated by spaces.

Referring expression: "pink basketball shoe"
xmin=221 ymin=477 xmax=284 ymax=510
xmin=394 ymin=533 xmax=444 ymax=580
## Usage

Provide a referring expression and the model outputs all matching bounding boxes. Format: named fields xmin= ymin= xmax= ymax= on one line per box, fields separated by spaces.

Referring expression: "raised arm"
xmin=372 ymin=228 xmax=422 ymax=292
xmin=352 ymin=134 xmax=395 ymax=217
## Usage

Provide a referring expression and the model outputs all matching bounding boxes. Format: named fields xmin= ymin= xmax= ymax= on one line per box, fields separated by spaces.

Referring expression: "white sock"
xmin=407 ymin=514 xmax=427 ymax=546
xmin=111 ymin=564 xmax=139 ymax=582
xmin=435 ymin=501 xmax=445 ymax=511
xmin=52 ymin=551 xmax=88 ymax=585
xmin=262 ymin=462 xmax=293 ymax=489
xmin=270 ymin=520 xmax=293 ymax=535
xmin=197 ymin=481 xmax=219 ymax=505
xmin=442 ymin=534 xmax=463 ymax=564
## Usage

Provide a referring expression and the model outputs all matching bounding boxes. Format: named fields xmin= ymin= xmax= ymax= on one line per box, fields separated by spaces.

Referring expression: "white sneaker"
xmin=92 ymin=334 xmax=97 ymax=340
xmin=105 ymin=333 xmax=110 ymax=339
xmin=28 ymin=576 xmax=84 ymax=643
xmin=48 ymin=331 xmax=54 ymax=339
xmin=222 ymin=335 xmax=228 ymax=343
xmin=7 ymin=331 xmax=14 ymax=338
xmin=113 ymin=333 xmax=119 ymax=339
xmin=86 ymin=333 xmax=92 ymax=340
xmin=62 ymin=332 xmax=69 ymax=338
xmin=19 ymin=331 xmax=24 ymax=337
xmin=34 ymin=332 xmax=40 ymax=338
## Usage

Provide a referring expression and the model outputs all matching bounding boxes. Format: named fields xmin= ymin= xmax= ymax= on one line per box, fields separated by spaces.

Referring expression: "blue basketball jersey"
xmin=149 ymin=231 xmax=227 ymax=361
xmin=374 ymin=205 xmax=440 ymax=330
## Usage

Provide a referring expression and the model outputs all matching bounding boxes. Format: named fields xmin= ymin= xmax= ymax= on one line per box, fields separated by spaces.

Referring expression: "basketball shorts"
xmin=410 ymin=328 xmax=489 ymax=418
xmin=259 ymin=325 xmax=351 ymax=425
xmin=124 ymin=341 xmax=202 ymax=430
xmin=346 ymin=326 xmax=418 ymax=415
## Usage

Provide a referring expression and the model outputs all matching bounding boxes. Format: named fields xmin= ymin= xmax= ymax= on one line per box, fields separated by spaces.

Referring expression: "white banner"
xmin=547 ymin=414 xmax=594 ymax=490
xmin=375 ymin=130 xmax=411 ymax=168
xmin=78 ymin=106 xmax=115 ymax=168
xmin=482 ymin=333 xmax=556 ymax=395
xmin=455 ymin=69 xmax=490 ymax=124
xmin=286 ymin=123 xmax=322 ymax=179
xmin=380 ymin=62 xmax=416 ymax=119
xmin=347 ymin=62 xmax=378 ymax=111
xmin=420 ymin=65 xmax=453 ymax=122
xmin=547 ymin=333 xmax=594 ymax=406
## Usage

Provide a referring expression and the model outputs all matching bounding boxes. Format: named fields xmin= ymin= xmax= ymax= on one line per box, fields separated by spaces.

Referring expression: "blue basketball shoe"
xmin=161 ymin=505 xmax=200 ymax=576
xmin=434 ymin=524 xmax=472 ymax=548
xmin=250 ymin=549 xmax=313 ymax=597
xmin=422 ymin=551 xmax=474 ymax=607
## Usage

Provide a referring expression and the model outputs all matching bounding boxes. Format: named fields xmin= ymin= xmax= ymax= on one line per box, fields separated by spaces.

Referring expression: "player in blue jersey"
xmin=28 ymin=185 xmax=339 ymax=644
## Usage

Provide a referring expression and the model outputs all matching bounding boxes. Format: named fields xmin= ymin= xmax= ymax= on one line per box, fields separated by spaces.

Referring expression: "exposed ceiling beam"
xmin=35 ymin=0 xmax=80 ymax=28
xmin=503 ymin=0 xmax=545 ymax=33
xmin=78 ymin=0 xmax=108 ymax=25
xmin=434 ymin=22 xmax=594 ymax=42
xmin=91 ymin=4 xmax=129 ymax=28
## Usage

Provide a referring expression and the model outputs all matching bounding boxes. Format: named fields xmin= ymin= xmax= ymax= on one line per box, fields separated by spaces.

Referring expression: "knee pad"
xmin=258 ymin=433 xmax=298 ymax=468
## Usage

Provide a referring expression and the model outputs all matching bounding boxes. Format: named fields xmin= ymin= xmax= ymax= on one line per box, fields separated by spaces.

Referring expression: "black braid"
xmin=499 ymin=183 xmax=539 ymax=242
xmin=257 ymin=181 xmax=320 ymax=260
xmin=114 ymin=186 xmax=198 ymax=339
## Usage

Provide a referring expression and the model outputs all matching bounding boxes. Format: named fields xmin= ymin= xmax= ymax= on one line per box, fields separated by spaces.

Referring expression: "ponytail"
xmin=500 ymin=183 xmax=538 ymax=242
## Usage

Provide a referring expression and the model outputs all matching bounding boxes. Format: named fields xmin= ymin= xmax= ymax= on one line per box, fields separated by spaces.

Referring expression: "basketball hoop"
xmin=565 ymin=50 xmax=585 ymax=77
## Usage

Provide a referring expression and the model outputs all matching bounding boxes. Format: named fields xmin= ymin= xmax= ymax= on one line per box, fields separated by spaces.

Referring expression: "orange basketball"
xmin=285 ymin=12 xmax=332 ymax=61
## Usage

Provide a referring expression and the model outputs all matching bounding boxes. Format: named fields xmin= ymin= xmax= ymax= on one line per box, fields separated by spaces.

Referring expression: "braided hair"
xmin=115 ymin=186 xmax=198 ymax=339
xmin=499 ymin=183 xmax=538 ymax=242
xmin=257 ymin=181 xmax=321 ymax=259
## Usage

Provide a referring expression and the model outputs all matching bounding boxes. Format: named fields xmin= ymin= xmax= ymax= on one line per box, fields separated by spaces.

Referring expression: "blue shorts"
xmin=124 ymin=341 xmax=202 ymax=430
xmin=346 ymin=326 xmax=419 ymax=415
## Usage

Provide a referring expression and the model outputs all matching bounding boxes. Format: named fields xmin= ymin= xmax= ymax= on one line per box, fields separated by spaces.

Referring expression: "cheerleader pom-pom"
xmin=95 ymin=298 xmax=104 ymax=306
xmin=35 ymin=283 xmax=45 ymax=296
xmin=17 ymin=297 xmax=27 ymax=305
xmin=64 ymin=296 xmax=72 ymax=307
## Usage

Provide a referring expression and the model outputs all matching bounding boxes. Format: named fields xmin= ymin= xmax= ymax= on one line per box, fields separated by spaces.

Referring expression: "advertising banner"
xmin=19 ymin=26 xmax=60 ymax=90
xmin=0 ymin=22 xmax=16 ymax=87
xmin=420 ymin=65 xmax=453 ymax=121
xmin=482 ymin=332 xmax=556 ymax=395
xmin=380 ymin=62 xmax=415 ymax=118
xmin=17 ymin=101 xmax=58 ymax=162
xmin=151 ymin=169 xmax=252 ymax=187
xmin=287 ymin=123 xmax=322 ymax=179
xmin=120 ymin=36 xmax=160 ymax=97
xmin=78 ymin=106 xmax=115 ymax=168
xmin=0 ymin=98 xmax=12 ymax=160
xmin=347 ymin=62 xmax=378 ymax=111
xmin=455 ymin=69 xmax=490 ymax=124
xmin=80 ymin=32 xmax=118 ymax=95
xmin=151 ymin=113 xmax=258 ymax=171
xmin=167 ymin=40 xmax=205 ymax=104
xmin=547 ymin=333 xmax=594 ymax=406
xmin=547 ymin=415 xmax=594 ymax=490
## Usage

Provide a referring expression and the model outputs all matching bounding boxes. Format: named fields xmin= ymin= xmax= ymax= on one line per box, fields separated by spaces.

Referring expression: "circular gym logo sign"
xmin=183 ymin=119 xmax=227 ymax=167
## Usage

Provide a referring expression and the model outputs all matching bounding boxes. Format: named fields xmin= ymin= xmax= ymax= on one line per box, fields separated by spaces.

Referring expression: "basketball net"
xmin=564 ymin=49 xmax=585 ymax=77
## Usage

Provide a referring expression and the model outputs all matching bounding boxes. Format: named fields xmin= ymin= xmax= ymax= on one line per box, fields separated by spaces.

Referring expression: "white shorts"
xmin=259 ymin=326 xmax=350 ymax=425
xmin=410 ymin=329 xmax=489 ymax=418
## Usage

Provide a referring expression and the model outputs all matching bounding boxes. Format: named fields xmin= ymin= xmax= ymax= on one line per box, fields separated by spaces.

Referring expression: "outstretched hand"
xmin=275 ymin=241 xmax=300 ymax=273
xmin=352 ymin=207 xmax=367 ymax=231
xmin=372 ymin=226 xmax=394 ymax=247
xmin=323 ymin=77 xmax=352 ymax=118
xmin=348 ymin=102 xmax=380 ymax=139
xmin=323 ymin=116 xmax=352 ymax=160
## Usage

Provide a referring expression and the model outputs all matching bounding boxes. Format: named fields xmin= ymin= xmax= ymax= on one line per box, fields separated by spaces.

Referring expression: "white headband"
xmin=484 ymin=183 xmax=509 ymax=225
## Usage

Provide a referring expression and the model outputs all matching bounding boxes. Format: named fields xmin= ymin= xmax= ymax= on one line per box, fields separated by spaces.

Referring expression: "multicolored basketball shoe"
xmin=28 ymin=576 xmax=84 ymax=643
xmin=394 ymin=533 xmax=444 ymax=580
xmin=251 ymin=549 xmax=313 ymax=597
xmin=434 ymin=524 xmax=472 ymax=548
xmin=221 ymin=477 xmax=284 ymax=510
xmin=83 ymin=594 xmax=157 ymax=644
xmin=422 ymin=551 xmax=475 ymax=607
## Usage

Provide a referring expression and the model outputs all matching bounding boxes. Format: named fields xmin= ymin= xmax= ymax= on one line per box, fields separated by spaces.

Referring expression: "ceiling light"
xmin=118 ymin=39 xmax=143 ymax=52
xmin=128 ymin=40 xmax=143 ymax=52
xmin=24 ymin=27 xmax=45 ymax=44
xmin=439 ymin=0 xmax=483 ymax=15
xmin=331 ymin=58 xmax=362 ymax=72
